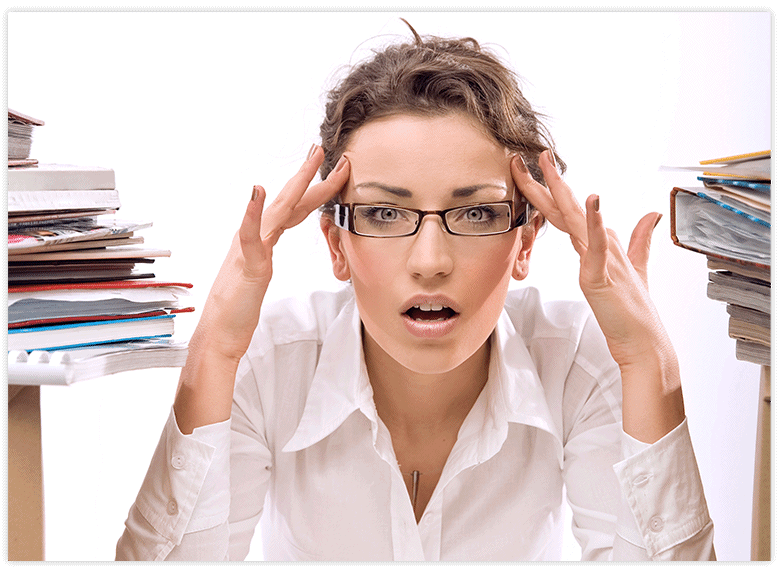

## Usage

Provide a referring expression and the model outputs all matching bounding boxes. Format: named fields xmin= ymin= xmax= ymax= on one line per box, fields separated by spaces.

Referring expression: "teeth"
xmin=414 ymin=303 xmax=445 ymax=311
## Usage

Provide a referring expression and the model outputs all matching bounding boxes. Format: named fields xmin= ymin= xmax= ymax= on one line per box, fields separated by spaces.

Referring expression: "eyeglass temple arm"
xmin=334 ymin=203 xmax=350 ymax=230
xmin=514 ymin=200 xmax=531 ymax=227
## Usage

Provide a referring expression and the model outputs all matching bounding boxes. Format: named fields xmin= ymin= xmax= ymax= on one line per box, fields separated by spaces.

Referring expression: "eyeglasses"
xmin=334 ymin=200 xmax=530 ymax=237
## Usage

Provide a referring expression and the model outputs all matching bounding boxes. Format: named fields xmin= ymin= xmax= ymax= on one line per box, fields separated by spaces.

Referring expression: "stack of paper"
xmin=667 ymin=151 xmax=771 ymax=366
xmin=7 ymin=111 xmax=194 ymax=384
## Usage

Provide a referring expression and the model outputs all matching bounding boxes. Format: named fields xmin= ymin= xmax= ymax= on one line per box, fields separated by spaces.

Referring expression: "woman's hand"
xmin=198 ymin=146 xmax=349 ymax=363
xmin=174 ymin=145 xmax=350 ymax=433
xmin=511 ymin=150 xmax=684 ymax=443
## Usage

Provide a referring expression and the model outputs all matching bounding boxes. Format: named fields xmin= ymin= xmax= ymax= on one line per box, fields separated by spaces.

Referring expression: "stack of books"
xmin=8 ymin=108 xmax=44 ymax=167
xmin=7 ymin=111 xmax=194 ymax=385
xmin=667 ymin=151 xmax=771 ymax=366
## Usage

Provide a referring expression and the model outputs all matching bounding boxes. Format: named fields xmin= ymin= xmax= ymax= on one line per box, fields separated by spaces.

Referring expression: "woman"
xmin=117 ymin=25 xmax=714 ymax=561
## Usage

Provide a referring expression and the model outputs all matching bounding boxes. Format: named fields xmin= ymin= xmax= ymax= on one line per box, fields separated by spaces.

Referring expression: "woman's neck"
xmin=363 ymin=331 xmax=491 ymax=437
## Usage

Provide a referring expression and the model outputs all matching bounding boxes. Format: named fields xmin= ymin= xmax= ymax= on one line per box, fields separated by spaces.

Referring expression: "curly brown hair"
xmin=318 ymin=20 xmax=564 ymax=200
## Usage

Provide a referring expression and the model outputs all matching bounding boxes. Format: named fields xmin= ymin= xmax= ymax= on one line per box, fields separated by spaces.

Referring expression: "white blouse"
xmin=116 ymin=286 xmax=715 ymax=561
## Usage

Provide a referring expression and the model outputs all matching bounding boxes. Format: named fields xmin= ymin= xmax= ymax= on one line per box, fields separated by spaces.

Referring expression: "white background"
xmin=6 ymin=8 xmax=772 ymax=562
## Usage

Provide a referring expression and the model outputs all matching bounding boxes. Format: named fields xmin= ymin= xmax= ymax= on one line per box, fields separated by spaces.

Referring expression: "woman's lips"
xmin=402 ymin=312 xmax=459 ymax=338
xmin=400 ymin=295 xmax=460 ymax=338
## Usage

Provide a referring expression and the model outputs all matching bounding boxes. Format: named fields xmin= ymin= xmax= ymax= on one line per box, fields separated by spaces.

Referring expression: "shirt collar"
xmin=283 ymin=296 xmax=563 ymax=468
xmin=283 ymin=296 xmax=375 ymax=452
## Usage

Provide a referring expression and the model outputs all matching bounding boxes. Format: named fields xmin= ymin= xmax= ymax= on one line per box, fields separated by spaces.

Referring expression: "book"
xmin=727 ymin=304 xmax=770 ymax=347
xmin=735 ymin=339 xmax=771 ymax=367
xmin=7 ymin=269 xmax=156 ymax=286
xmin=7 ymin=313 xmax=177 ymax=351
xmin=9 ymin=235 xmax=145 ymax=255
xmin=9 ymin=307 xmax=195 ymax=330
xmin=8 ymin=259 xmax=156 ymax=287
xmin=8 ymin=210 xmax=119 ymax=227
xmin=7 ymin=339 xmax=189 ymax=385
xmin=8 ymin=280 xmax=193 ymax=325
xmin=8 ymin=163 xmax=115 ymax=192
xmin=670 ymin=187 xmax=770 ymax=268
xmin=707 ymin=255 xmax=771 ymax=283
xmin=8 ymin=109 xmax=44 ymax=162
xmin=662 ymin=150 xmax=770 ymax=181
xmin=8 ymin=189 xmax=122 ymax=213
xmin=8 ymin=218 xmax=151 ymax=254
xmin=699 ymin=178 xmax=770 ymax=213
xmin=707 ymin=270 xmax=770 ymax=314
xmin=7 ymin=245 xmax=171 ymax=262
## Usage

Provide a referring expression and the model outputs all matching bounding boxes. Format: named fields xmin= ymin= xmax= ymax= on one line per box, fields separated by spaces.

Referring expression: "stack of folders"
xmin=667 ymin=151 xmax=771 ymax=366
xmin=8 ymin=111 xmax=194 ymax=385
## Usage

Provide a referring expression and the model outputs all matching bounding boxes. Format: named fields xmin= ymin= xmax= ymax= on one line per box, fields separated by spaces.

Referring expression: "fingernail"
xmin=251 ymin=185 xmax=260 ymax=201
xmin=306 ymin=143 xmax=319 ymax=162
xmin=332 ymin=155 xmax=348 ymax=173
xmin=514 ymin=154 xmax=529 ymax=173
xmin=654 ymin=213 xmax=663 ymax=229
xmin=593 ymin=195 xmax=600 ymax=212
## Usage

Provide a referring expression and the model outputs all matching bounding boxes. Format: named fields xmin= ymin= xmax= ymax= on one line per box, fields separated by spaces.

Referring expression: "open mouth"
xmin=404 ymin=303 xmax=458 ymax=322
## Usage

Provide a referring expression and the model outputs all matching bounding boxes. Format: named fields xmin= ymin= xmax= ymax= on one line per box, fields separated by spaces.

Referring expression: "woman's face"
xmin=324 ymin=112 xmax=538 ymax=376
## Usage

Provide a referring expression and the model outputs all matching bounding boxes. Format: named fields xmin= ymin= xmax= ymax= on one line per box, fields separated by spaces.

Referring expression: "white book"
xmin=8 ymin=163 xmax=116 ymax=191
xmin=8 ymin=189 xmax=122 ymax=213
xmin=7 ymin=339 xmax=188 ymax=385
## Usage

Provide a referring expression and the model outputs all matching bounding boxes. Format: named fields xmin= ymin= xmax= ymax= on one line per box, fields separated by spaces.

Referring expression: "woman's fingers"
xmin=581 ymin=194 xmax=609 ymax=287
xmin=260 ymin=146 xmax=350 ymax=246
xmin=285 ymin=155 xmax=350 ymax=230
xmin=538 ymin=150 xmax=589 ymax=250
xmin=511 ymin=150 xmax=588 ymax=252
xmin=238 ymin=185 xmax=268 ymax=269
xmin=260 ymin=145 xmax=324 ymax=243
xmin=627 ymin=212 xmax=663 ymax=289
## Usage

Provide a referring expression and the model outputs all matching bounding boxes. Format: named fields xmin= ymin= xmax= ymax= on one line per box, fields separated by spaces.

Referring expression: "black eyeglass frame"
xmin=333 ymin=199 xmax=531 ymax=238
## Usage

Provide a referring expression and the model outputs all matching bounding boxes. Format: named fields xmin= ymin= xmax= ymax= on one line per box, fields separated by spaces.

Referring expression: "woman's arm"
xmin=174 ymin=147 xmax=350 ymax=434
xmin=117 ymin=147 xmax=350 ymax=561
xmin=512 ymin=150 xmax=683 ymax=444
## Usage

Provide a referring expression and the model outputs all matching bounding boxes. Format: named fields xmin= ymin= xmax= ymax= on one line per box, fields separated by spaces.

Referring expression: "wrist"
xmin=619 ymin=344 xmax=686 ymax=444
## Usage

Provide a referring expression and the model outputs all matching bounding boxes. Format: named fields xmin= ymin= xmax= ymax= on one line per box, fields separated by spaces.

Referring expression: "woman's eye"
xmin=377 ymin=208 xmax=399 ymax=221
xmin=463 ymin=206 xmax=497 ymax=222
xmin=361 ymin=207 xmax=404 ymax=225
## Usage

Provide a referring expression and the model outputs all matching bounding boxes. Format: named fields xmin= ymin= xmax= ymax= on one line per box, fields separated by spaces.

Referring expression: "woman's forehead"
xmin=342 ymin=113 xmax=514 ymax=202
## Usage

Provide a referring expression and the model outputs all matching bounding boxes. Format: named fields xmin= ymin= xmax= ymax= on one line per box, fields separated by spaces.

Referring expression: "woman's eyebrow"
xmin=450 ymin=184 xmax=508 ymax=198
xmin=353 ymin=182 xmax=508 ymax=199
xmin=353 ymin=182 xmax=413 ymax=198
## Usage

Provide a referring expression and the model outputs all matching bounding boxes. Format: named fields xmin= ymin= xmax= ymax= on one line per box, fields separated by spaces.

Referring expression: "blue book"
xmin=698 ymin=176 xmax=771 ymax=193
xmin=7 ymin=314 xmax=176 ymax=352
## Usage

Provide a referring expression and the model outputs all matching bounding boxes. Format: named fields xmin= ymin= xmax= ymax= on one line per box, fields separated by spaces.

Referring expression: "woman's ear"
xmin=512 ymin=211 xmax=544 ymax=280
xmin=320 ymin=216 xmax=351 ymax=281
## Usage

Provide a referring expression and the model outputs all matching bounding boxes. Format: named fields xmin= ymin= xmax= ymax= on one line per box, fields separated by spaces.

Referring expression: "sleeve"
xmin=115 ymin=356 xmax=273 ymax=561
xmin=561 ymin=315 xmax=715 ymax=561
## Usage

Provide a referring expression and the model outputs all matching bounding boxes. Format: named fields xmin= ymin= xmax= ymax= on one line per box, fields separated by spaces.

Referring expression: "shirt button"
xmin=171 ymin=454 xmax=185 ymax=469
xmin=649 ymin=515 xmax=664 ymax=532
xmin=632 ymin=474 xmax=651 ymax=487
xmin=167 ymin=500 xmax=179 ymax=516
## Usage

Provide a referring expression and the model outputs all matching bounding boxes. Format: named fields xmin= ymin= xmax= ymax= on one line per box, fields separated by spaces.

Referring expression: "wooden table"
xmin=8 ymin=385 xmax=44 ymax=561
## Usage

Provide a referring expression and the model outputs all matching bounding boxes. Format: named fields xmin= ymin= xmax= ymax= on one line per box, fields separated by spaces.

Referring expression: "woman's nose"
xmin=406 ymin=215 xmax=454 ymax=279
